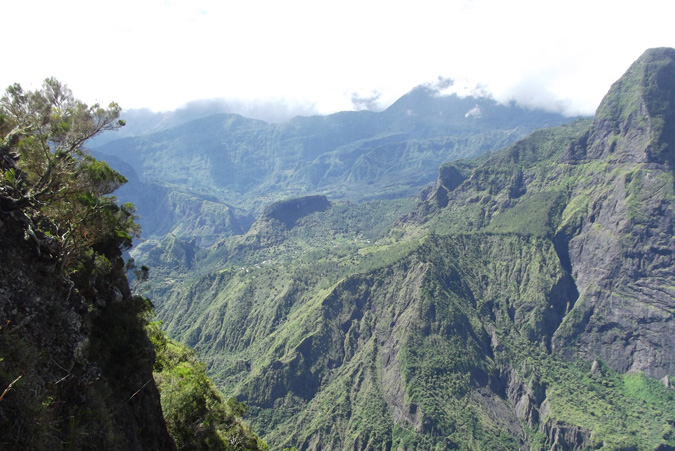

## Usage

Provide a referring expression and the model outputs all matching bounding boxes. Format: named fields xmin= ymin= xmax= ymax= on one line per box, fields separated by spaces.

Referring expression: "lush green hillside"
xmin=133 ymin=48 xmax=675 ymax=450
xmin=148 ymin=322 xmax=268 ymax=450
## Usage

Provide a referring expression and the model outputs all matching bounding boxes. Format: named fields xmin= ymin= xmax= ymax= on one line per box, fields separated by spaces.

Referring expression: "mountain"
xmin=416 ymin=47 xmax=675 ymax=378
xmin=94 ymin=87 xmax=574 ymax=243
xmin=134 ymin=48 xmax=675 ymax=450
xmin=88 ymin=101 xmax=251 ymax=147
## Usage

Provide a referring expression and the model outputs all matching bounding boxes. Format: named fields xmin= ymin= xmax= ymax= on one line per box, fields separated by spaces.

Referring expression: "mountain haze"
xmin=134 ymin=48 xmax=675 ymax=450
xmin=95 ymin=88 xmax=573 ymax=244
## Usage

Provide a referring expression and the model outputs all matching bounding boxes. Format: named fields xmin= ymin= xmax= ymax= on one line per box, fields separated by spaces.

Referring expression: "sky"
xmin=3 ymin=0 xmax=675 ymax=122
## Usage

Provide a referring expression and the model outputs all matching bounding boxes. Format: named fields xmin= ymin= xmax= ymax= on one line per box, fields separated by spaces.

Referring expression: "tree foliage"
xmin=0 ymin=78 xmax=137 ymax=270
xmin=148 ymin=322 xmax=268 ymax=451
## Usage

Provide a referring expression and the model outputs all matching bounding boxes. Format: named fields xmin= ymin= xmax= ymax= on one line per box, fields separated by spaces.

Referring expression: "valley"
xmin=98 ymin=48 xmax=675 ymax=449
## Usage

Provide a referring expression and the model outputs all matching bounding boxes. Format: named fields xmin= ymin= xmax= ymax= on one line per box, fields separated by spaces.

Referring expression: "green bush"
xmin=148 ymin=322 xmax=267 ymax=451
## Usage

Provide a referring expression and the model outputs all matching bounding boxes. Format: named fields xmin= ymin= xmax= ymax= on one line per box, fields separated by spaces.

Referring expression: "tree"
xmin=0 ymin=78 xmax=136 ymax=270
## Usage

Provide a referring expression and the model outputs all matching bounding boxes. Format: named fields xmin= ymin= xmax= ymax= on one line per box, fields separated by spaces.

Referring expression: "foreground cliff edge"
xmin=0 ymin=80 xmax=266 ymax=449
xmin=136 ymin=48 xmax=675 ymax=449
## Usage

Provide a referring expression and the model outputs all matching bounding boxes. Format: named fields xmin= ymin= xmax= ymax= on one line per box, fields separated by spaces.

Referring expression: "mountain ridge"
xmin=95 ymin=86 xmax=576 ymax=243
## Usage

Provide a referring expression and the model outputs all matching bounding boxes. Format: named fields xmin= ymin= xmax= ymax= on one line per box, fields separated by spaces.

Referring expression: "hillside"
xmin=415 ymin=47 xmax=675 ymax=378
xmin=135 ymin=48 xmax=675 ymax=450
xmin=94 ymin=87 xmax=573 ymax=244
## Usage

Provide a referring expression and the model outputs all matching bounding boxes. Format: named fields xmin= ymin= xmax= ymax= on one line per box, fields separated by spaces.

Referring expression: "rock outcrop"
xmin=260 ymin=195 xmax=332 ymax=229
xmin=552 ymin=48 xmax=675 ymax=378
xmin=0 ymin=205 xmax=175 ymax=449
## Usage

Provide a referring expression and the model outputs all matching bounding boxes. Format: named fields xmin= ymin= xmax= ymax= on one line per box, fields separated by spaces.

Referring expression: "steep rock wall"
xmin=0 ymin=208 xmax=174 ymax=449
xmin=552 ymin=48 xmax=675 ymax=378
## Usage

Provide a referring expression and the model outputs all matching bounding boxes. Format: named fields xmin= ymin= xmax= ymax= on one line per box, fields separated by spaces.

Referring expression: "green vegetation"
xmin=500 ymin=342 xmax=675 ymax=450
xmin=122 ymin=49 xmax=675 ymax=450
xmin=148 ymin=322 xmax=267 ymax=450
xmin=0 ymin=79 xmax=270 ymax=449
xmin=0 ymin=78 xmax=138 ymax=271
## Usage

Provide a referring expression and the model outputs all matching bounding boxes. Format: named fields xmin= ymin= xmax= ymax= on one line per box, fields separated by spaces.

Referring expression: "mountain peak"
xmin=590 ymin=47 xmax=675 ymax=164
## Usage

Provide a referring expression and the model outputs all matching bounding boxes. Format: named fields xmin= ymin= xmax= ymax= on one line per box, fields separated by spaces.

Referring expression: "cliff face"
xmin=551 ymin=48 xmax=675 ymax=377
xmin=0 ymin=205 xmax=174 ymax=449
xmin=259 ymin=195 xmax=332 ymax=229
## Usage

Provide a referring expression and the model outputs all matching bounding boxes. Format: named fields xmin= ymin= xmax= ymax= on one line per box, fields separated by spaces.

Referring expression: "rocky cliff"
xmin=0 ymin=79 xmax=176 ymax=450
xmin=259 ymin=195 xmax=332 ymax=229
xmin=0 ymin=206 xmax=175 ymax=450
xmin=551 ymin=48 xmax=675 ymax=378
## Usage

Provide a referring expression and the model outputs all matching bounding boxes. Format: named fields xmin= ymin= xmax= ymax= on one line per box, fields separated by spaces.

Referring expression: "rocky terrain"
xmin=0 ymin=192 xmax=174 ymax=450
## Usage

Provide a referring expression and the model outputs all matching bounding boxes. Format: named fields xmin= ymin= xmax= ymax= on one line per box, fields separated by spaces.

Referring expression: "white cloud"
xmin=465 ymin=105 xmax=481 ymax=118
xmin=2 ymin=0 xmax=674 ymax=118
